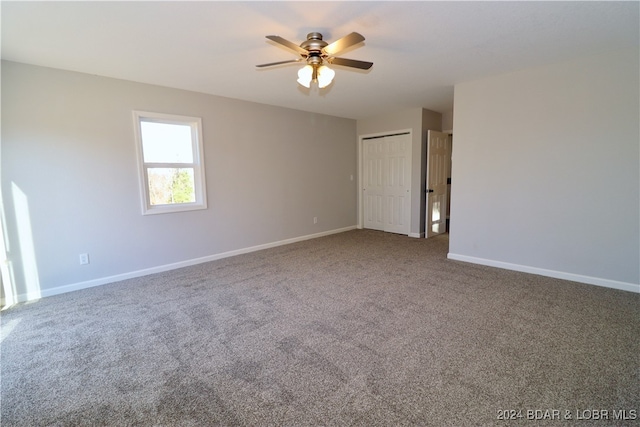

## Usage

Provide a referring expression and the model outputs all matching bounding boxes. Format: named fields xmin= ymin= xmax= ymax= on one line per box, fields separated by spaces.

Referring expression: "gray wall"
xmin=441 ymin=111 xmax=454 ymax=132
xmin=2 ymin=61 xmax=358 ymax=301
xmin=449 ymin=48 xmax=639 ymax=291
xmin=357 ymin=108 xmax=442 ymax=237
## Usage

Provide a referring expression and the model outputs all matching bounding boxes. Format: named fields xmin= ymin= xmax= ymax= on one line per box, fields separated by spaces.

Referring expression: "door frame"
xmin=357 ymin=129 xmax=413 ymax=231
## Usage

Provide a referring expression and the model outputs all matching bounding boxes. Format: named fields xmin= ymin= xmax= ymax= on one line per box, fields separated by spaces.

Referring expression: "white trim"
xmin=409 ymin=232 xmax=424 ymax=238
xmin=13 ymin=226 xmax=357 ymax=303
xmin=447 ymin=253 xmax=640 ymax=294
xmin=357 ymin=135 xmax=362 ymax=229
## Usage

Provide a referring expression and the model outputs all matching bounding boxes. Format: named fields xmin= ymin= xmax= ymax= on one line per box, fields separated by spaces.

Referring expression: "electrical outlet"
xmin=79 ymin=253 xmax=90 ymax=265
xmin=313 ymin=217 xmax=318 ymax=224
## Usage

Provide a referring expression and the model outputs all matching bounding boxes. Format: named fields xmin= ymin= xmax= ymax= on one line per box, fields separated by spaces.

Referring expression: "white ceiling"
xmin=2 ymin=1 xmax=638 ymax=120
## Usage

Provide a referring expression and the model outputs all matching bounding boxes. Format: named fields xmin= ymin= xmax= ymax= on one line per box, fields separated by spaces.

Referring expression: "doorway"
xmin=426 ymin=131 xmax=452 ymax=238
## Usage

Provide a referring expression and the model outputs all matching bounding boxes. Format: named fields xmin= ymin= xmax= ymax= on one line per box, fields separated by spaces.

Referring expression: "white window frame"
xmin=133 ymin=111 xmax=207 ymax=215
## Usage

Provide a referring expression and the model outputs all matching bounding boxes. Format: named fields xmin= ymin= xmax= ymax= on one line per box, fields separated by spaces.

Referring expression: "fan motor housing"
xmin=300 ymin=32 xmax=328 ymax=52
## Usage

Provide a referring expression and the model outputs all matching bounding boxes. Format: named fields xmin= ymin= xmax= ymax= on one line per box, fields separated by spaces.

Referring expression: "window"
xmin=133 ymin=111 xmax=207 ymax=215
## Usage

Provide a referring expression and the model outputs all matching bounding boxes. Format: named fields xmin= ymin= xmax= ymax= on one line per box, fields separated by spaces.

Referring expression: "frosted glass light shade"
xmin=317 ymin=66 xmax=335 ymax=88
xmin=297 ymin=65 xmax=313 ymax=88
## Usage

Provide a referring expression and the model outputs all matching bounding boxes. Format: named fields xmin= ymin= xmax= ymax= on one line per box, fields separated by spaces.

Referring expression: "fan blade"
xmin=256 ymin=59 xmax=303 ymax=68
xmin=265 ymin=35 xmax=308 ymax=55
xmin=322 ymin=32 xmax=365 ymax=56
xmin=328 ymin=57 xmax=373 ymax=70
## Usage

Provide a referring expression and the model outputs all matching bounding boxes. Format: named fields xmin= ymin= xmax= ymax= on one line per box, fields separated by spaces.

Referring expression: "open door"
xmin=426 ymin=130 xmax=450 ymax=238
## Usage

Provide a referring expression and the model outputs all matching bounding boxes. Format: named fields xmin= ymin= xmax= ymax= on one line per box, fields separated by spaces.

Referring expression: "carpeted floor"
xmin=1 ymin=230 xmax=638 ymax=426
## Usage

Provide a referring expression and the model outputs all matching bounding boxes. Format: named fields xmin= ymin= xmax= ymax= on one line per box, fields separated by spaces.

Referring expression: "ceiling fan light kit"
xmin=257 ymin=32 xmax=373 ymax=89
xmin=297 ymin=64 xmax=335 ymax=89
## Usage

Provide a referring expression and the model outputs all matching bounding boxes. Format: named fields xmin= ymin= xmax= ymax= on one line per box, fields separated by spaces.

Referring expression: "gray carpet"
xmin=1 ymin=230 xmax=638 ymax=426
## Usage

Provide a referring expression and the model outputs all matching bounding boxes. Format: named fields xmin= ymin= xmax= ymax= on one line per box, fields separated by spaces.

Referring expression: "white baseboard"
xmin=447 ymin=253 xmax=640 ymax=294
xmin=408 ymin=232 xmax=425 ymax=238
xmin=15 ymin=226 xmax=358 ymax=303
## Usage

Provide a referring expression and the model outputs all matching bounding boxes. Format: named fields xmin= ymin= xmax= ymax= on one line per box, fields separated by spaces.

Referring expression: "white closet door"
xmin=363 ymin=138 xmax=385 ymax=231
xmin=384 ymin=134 xmax=410 ymax=234
xmin=363 ymin=133 xmax=411 ymax=235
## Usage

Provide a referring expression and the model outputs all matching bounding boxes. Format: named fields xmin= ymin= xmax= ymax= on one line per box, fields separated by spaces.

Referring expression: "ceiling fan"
xmin=256 ymin=32 xmax=373 ymax=88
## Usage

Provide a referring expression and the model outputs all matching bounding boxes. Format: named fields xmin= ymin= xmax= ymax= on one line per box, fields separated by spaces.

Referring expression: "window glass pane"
xmin=147 ymin=168 xmax=195 ymax=205
xmin=141 ymin=121 xmax=194 ymax=163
